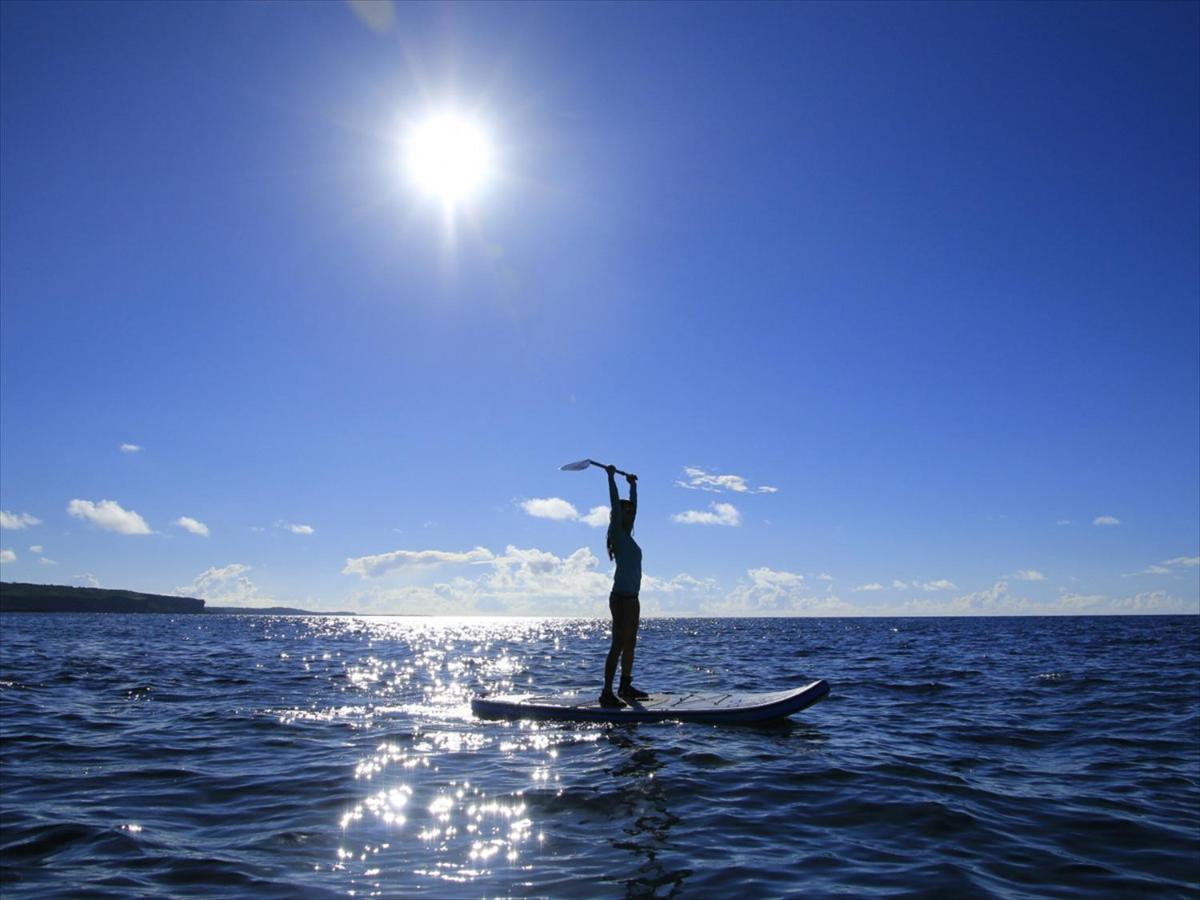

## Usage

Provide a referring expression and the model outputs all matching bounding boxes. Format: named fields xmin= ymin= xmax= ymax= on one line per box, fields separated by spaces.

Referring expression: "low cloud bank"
xmin=338 ymin=544 xmax=1199 ymax=617
xmin=176 ymin=563 xmax=273 ymax=607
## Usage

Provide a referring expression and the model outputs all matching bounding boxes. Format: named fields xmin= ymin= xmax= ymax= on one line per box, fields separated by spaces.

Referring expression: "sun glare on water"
xmin=405 ymin=112 xmax=495 ymax=208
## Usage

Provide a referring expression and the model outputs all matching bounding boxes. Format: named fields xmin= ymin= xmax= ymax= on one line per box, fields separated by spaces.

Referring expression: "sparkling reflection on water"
xmin=1 ymin=613 xmax=1198 ymax=898
xmin=270 ymin=616 xmax=679 ymax=896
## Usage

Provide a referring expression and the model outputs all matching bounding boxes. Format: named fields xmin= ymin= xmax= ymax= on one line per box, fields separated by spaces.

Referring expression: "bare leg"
xmin=604 ymin=630 xmax=622 ymax=693
xmin=619 ymin=601 xmax=640 ymax=687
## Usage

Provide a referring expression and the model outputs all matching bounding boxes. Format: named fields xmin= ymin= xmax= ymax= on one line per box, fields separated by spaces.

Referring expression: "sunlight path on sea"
xmin=264 ymin=617 xmax=611 ymax=895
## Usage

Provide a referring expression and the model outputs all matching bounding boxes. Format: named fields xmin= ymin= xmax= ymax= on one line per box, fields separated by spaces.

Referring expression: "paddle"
xmin=560 ymin=459 xmax=633 ymax=478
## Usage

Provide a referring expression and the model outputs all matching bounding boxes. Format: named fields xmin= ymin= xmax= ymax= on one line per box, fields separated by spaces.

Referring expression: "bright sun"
xmin=405 ymin=112 xmax=495 ymax=207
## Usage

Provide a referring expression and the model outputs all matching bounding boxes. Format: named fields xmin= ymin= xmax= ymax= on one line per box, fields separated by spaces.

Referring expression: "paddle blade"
xmin=560 ymin=459 xmax=593 ymax=471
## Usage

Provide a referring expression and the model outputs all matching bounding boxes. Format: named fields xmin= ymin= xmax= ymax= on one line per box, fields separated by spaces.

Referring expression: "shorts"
xmin=609 ymin=590 xmax=639 ymax=617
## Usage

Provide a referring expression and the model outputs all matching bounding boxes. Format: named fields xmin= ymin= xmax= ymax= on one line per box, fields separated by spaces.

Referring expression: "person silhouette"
xmin=600 ymin=464 xmax=648 ymax=708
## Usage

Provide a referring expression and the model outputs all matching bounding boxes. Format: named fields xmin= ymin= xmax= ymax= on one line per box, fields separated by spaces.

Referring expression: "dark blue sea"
xmin=1 ymin=614 xmax=1197 ymax=898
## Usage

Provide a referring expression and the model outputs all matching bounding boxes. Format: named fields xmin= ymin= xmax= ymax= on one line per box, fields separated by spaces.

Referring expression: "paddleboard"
xmin=471 ymin=679 xmax=829 ymax=724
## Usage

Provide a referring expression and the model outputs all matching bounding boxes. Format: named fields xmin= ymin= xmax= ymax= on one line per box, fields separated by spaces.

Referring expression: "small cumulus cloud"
xmin=580 ymin=506 xmax=610 ymax=528
xmin=1056 ymin=519 xmax=1071 ymax=526
xmin=72 ymin=573 xmax=101 ymax=588
xmin=1093 ymin=516 xmax=1121 ymax=526
xmin=288 ymin=524 xmax=314 ymax=535
xmin=29 ymin=545 xmax=43 ymax=554
xmin=343 ymin=546 xmax=495 ymax=579
xmin=921 ymin=579 xmax=958 ymax=592
xmin=120 ymin=443 xmax=142 ymax=453
xmin=672 ymin=502 xmax=741 ymax=526
xmin=174 ymin=516 xmax=210 ymax=537
xmin=858 ymin=577 xmax=955 ymax=592
xmin=37 ymin=557 xmax=56 ymax=566
xmin=521 ymin=498 xmax=579 ymax=521
xmin=67 ymin=499 xmax=152 ymax=535
xmin=1013 ymin=570 xmax=1046 ymax=582
xmin=0 ymin=549 xmax=15 ymax=564
xmin=0 ymin=511 xmax=41 ymax=530
xmin=520 ymin=498 xmax=610 ymax=529
xmin=675 ymin=467 xmax=778 ymax=495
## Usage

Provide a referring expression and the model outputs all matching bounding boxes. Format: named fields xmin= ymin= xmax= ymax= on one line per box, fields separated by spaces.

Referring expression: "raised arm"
xmin=628 ymin=474 xmax=637 ymax=515
xmin=608 ymin=466 xmax=621 ymax=516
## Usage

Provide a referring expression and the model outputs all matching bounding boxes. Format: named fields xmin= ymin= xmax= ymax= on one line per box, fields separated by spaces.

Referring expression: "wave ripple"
xmin=2 ymin=613 xmax=1198 ymax=897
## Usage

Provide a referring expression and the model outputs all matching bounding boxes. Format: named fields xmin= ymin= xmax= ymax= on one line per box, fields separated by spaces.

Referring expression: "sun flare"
xmin=404 ymin=112 xmax=495 ymax=207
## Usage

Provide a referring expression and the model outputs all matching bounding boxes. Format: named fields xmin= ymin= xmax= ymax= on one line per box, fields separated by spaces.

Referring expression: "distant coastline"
xmin=0 ymin=581 xmax=203 ymax=614
xmin=0 ymin=583 xmax=355 ymax=616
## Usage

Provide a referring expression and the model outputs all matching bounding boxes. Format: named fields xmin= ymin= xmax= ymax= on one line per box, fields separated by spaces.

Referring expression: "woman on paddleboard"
xmin=601 ymin=464 xmax=647 ymax=708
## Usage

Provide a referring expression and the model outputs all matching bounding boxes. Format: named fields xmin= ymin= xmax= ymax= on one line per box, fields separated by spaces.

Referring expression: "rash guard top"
xmin=608 ymin=477 xmax=641 ymax=596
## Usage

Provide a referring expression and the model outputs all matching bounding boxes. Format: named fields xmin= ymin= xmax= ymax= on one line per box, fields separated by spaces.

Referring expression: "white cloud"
xmin=921 ymin=579 xmax=958 ymax=591
xmin=37 ymin=557 xmax=56 ymax=566
xmin=342 ymin=546 xmax=495 ymax=579
xmin=1123 ymin=555 xmax=1200 ymax=577
xmin=889 ymin=581 xmax=1198 ymax=616
xmin=288 ymin=524 xmax=314 ymax=535
xmin=347 ymin=550 xmax=854 ymax=617
xmin=72 ymin=573 xmax=100 ymax=588
xmin=520 ymin=498 xmax=610 ymax=529
xmin=1163 ymin=556 xmax=1199 ymax=568
xmin=1056 ymin=519 xmax=1071 ymax=526
xmin=1093 ymin=515 xmax=1121 ymax=526
xmin=0 ymin=511 xmax=41 ymax=530
xmin=892 ymin=579 xmax=909 ymax=590
xmin=28 ymin=545 xmax=43 ymax=554
xmin=67 ymin=499 xmax=152 ymax=535
xmin=347 ymin=544 xmax=611 ymax=615
xmin=853 ymin=583 xmax=885 ymax=592
xmin=336 ymin=538 xmax=1200 ymax=617
xmin=177 ymin=563 xmax=272 ymax=607
xmin=174 ymin=516 xmax=210 ymax=537
xmin=521 ymin=498 xmax=579 ymax=521
xmin=0 ymin=549 xmax=14 ymax=564
xmin=1013 ymin=569 xmax=1046 ymax=582
xmin=580 ymin=506 xmax=610 ymax=528
xmin=704 ymin=567 xmax=854 ymax=616
xmin=675 ymin=466 xmax=777 ymax=494
xmin=672 ymin=502 xmax=741 ymax=526
xmin=120 ymin=443 xmax=142 ymax=453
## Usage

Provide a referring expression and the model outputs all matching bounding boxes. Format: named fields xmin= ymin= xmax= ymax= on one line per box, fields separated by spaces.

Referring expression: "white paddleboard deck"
xmin=472 ymin=679 xmax=829 ymax=724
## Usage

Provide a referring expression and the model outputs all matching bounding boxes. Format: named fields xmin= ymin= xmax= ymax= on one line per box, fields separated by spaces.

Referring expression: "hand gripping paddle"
xmin=560 ymin=459 xmax=633 ymax=478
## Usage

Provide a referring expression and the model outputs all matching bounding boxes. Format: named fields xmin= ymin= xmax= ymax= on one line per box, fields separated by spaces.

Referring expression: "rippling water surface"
xmin=1 ymin=613 xmax=1197 ymax=897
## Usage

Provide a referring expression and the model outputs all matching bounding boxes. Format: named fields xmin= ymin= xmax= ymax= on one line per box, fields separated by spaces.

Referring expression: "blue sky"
xmin=1 ymin=1 xmax=1197 ymax=615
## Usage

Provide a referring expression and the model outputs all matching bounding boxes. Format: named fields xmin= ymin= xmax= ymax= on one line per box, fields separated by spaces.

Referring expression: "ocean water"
xmin=0 ymin=613 xmax=1197 ymax=899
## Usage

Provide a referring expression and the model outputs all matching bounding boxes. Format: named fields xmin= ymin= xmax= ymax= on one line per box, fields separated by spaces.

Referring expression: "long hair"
xmin=607 ymin=500 xmax=635 ymax=561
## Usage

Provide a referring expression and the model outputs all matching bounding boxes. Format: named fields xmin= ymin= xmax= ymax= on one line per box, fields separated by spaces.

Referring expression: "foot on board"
xmin=618 ymin=684 xmax=650 ymax=701
xmin=598 ymin=690 xmax=626 ymax=708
